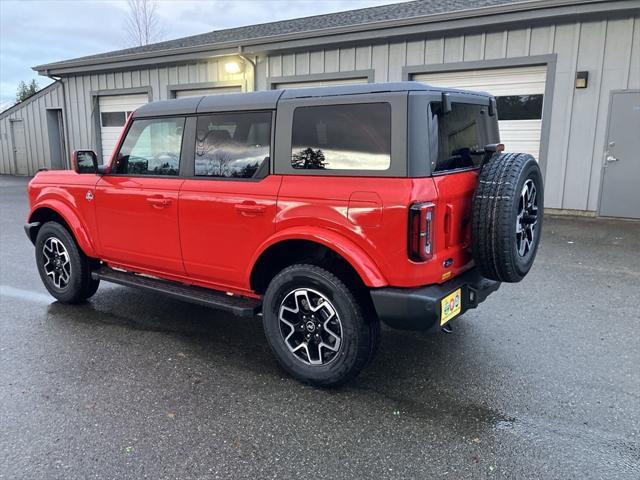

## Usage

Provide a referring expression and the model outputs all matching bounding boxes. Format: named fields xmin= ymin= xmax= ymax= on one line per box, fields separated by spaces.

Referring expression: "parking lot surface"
xmin=1 ymin=175 xmax=639 ymax=479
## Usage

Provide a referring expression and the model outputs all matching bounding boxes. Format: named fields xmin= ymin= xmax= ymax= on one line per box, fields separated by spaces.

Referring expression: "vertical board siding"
xmin=57 ymin=56 xmax=249 ymax=161
xmin=263 ymin=16 xmax=637 ymax=211
xmin=628 ymin=17 xmax=640 ymax=89
xmin=443 ymin=36 xmax=464 ymax=63
xmin=3 ymin=15 xmax=637 ymax=212
xmin=564 ymin=20 xmax=607 ymax=211
xmin=0 ymin=82 xmax=64 ymax=174
xmin=463 ymin=34 xmax=484 ymax=61
xmin=586 ymin=17 xmax=638 ymax=211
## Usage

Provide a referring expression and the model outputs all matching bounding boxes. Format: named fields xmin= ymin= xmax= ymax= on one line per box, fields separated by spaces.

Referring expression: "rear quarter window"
xmin=291 ymin=103 xmax=391 ymax=171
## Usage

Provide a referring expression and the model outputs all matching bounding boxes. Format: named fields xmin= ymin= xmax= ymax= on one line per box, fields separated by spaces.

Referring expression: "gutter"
xmin=33 ymin=0 xmax=638 ymax=76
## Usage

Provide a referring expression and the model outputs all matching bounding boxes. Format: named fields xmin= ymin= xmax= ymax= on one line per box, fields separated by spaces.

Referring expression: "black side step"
xmin=92 ymin=267 xmax=261 ymax=318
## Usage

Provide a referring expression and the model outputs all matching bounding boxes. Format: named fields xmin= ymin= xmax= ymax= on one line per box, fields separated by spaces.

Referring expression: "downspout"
xmin=238 ymin=47 xmax=258 ymax=92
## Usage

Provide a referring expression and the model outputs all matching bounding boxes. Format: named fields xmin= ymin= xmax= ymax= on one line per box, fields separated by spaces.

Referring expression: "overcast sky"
xmin=0 ymin=0 xmax=404 ymax=110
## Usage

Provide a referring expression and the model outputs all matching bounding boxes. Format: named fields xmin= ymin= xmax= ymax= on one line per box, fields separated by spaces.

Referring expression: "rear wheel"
xmin=35 ymin=222 xmax=100 ymax=303
xmin=262 ymin=264 xmax=378 ymax=387
xmin=472 ymin=152 xmax=544 ymax=282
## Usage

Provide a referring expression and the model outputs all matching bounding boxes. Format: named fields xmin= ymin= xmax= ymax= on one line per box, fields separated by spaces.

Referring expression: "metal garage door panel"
xmin=274 ymin=77 xmax=367 ymax=89
xmin=414 ymin=66 xmax=546 ymax=161
xmin=175 ymin=86 xmax=242 ymax=98
xmin=99 ymin=94 xmax=148 ymax=162
xmin=499 ymin=119 xmax=543 ymax=161
xmin=414 ymin=66 xmax=546 ymax=95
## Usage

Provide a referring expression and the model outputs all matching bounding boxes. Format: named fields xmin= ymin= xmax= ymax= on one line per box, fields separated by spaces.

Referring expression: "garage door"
xmin=273 ymin=77 xmax=368 ymax=89
xmin=175 ymin=86 xmax=242 ymax=98
xmin=99 ymin=93 xmax=148 ymax=161
xmin=413 ymin=66 xmax=546 ymax=161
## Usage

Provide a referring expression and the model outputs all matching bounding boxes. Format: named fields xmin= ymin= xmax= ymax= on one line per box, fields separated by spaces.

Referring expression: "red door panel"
xmin=179 ymin=176 xmax=282 ymax=290
xmin=95 ymin=176 xmax=185 ymax=274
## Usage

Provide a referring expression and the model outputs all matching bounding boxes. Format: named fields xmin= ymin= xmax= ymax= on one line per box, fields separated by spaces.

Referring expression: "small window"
xmin=101 ymin=111 xmax=127 ymax=127
xmin=114 ymin=117 xmax=184 ymax=176
xmin=194 ymin=112 xmax=271 ymax=179
xmin=291 ymin=103 xmax=391 ymax=171
xmin=429 ymin=102 xmax=497 ymax=173
xmin=496 ymin=95 xmax=543 ymax=120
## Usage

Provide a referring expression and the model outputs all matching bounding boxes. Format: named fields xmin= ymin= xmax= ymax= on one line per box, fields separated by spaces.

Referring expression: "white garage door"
xmin=273 ymin=77 xmax=368 ymax=89
xmin=414 ymin=66 xmax=546 ymax=161
xmin=175 ymin=86 xmax=242 ymax=98
xmin=99 ymin=93 xmax=148 ymax=161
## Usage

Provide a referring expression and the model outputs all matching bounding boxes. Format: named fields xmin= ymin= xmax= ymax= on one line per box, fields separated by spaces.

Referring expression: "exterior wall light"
xmin=575 ymin=71 xmax=589 ymax=89
xmin=224 ymin=60 xmax=244 ymax=74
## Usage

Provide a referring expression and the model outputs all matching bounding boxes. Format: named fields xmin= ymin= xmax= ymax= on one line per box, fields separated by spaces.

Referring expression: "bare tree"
xmin=125 ymin=0 xmax=162 ymax=47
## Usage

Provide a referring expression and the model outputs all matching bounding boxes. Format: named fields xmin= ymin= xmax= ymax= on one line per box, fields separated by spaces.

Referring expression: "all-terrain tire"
xmin=472 ymin=152 xmax=544 ymax=283
xmin=35 ymin=221 xmax=100 ymax=303
xmin=263 ymin=264 xmax=379 ymax=387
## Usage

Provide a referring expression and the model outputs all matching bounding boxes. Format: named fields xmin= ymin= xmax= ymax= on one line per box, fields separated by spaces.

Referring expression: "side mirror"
xmin=72 ymin=150 xmax=98 ymax=174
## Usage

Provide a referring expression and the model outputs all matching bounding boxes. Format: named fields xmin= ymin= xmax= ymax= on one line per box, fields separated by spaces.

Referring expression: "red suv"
xmin=25 ymin=83 xmax=543 ymax=386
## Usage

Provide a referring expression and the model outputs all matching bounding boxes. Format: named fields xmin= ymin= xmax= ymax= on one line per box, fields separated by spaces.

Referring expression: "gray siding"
xmin=0 ymin=82 xmax=64 ymax=175
xmin=61 ymin=56 xmax=246 ymax=161
xmin=6 ymin=14 xmax=638 ymax=213
xmin=263 ymin=17 xmax=639 ymax=212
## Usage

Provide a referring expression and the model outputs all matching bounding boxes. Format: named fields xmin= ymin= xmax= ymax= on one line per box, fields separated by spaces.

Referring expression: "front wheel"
xmin=262 ymin=264 xmax=378 ymax=387
xmin=35 ymin=221 xmax=100 ymax=304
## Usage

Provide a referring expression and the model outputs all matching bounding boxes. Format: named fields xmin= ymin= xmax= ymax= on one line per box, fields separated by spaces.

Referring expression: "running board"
xmin=92 ymin=267 xmax=261 ymax=318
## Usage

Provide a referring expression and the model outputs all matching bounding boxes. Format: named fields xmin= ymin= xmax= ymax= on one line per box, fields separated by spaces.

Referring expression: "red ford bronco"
xmin=26 ymin=83 xmax=543 ymax=386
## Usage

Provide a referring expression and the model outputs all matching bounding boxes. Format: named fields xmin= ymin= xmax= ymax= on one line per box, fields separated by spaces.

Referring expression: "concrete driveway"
xmin=1 ymin=175 xmax=639 ymax=479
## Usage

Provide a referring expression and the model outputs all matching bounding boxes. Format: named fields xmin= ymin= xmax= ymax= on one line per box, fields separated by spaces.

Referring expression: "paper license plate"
xmin=440 ymin=288 xmax=462 ymax=326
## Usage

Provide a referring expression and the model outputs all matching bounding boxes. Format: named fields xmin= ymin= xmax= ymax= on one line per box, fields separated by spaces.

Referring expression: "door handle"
xmin=235 ymin=202 xmax=266 ymax=216
xmin=606 ymin=155 xmax=619 ymax=163
xmin=146 ymin=196 xmax=172 ymax=208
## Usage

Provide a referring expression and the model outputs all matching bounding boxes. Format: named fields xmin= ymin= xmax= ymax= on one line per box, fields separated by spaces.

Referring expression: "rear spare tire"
xmin=472 ymin=152 xmax=543 ymax=283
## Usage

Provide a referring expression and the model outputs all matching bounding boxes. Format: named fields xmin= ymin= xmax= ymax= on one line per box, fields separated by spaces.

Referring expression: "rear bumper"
xmin=370 ymin=268 xmax=500 ymax=331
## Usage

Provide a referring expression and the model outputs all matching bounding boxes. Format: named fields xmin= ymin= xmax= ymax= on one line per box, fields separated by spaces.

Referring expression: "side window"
xmin=291 ymin=103 xmax=391 ymax=171
xmin=194 ymin=112 xmax=271 ymax=179
xmin=101 ymin=111 xmax=132 ymax=127
xmin=429 ymin=102 xmax=496 ymax=173
xmin=115 ymin=117 xmax=184 ymax=176
xmin=495 ymin=95 xmax=543 ymax=120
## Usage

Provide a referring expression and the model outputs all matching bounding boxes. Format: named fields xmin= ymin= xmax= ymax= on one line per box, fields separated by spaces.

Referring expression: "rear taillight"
xmin=408 ymin=202 xmax=435 ymax=262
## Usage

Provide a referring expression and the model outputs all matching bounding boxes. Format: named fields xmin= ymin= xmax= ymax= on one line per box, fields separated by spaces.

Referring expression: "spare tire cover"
xmin=472 ymin=152 xmax=544 ymax=283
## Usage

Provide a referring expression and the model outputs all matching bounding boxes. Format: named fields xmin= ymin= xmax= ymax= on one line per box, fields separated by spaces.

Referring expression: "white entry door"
xmin=99 ymin=93 xmax=148 ymax=162
xmin=414 ymin=66 xmax=547 ymax=161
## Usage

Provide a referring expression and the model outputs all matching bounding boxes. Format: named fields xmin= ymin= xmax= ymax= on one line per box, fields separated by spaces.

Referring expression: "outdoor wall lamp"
xmin=575 ymin=71 xmax=589 ymax=89
xmin=224 ymin=60 xmax=244 ymax=74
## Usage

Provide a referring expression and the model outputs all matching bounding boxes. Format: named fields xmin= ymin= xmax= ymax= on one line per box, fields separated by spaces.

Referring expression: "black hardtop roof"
xmin=132 ymin=81 xmax=491 ymax=118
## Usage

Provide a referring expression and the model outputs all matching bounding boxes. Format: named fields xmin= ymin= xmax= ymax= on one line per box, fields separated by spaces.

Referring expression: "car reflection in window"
xmin=194 ymin=112 xmax=271 ymax=179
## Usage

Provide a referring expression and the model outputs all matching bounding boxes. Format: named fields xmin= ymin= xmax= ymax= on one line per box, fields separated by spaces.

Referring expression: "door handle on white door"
xmin=606 ymin=155 xmax=619 ymax=163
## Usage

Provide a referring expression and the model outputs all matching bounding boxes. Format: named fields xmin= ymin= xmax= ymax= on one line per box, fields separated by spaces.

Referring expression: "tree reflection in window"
xmin=290 ymin=103 xmax=391 ymax=171
xmin=291 ymin=147 xmax=326 ymax=170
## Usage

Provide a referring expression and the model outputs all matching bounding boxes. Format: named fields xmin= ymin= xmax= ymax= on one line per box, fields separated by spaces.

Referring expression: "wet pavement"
xmin=1 ymin=175 xmax=639 ymax=479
